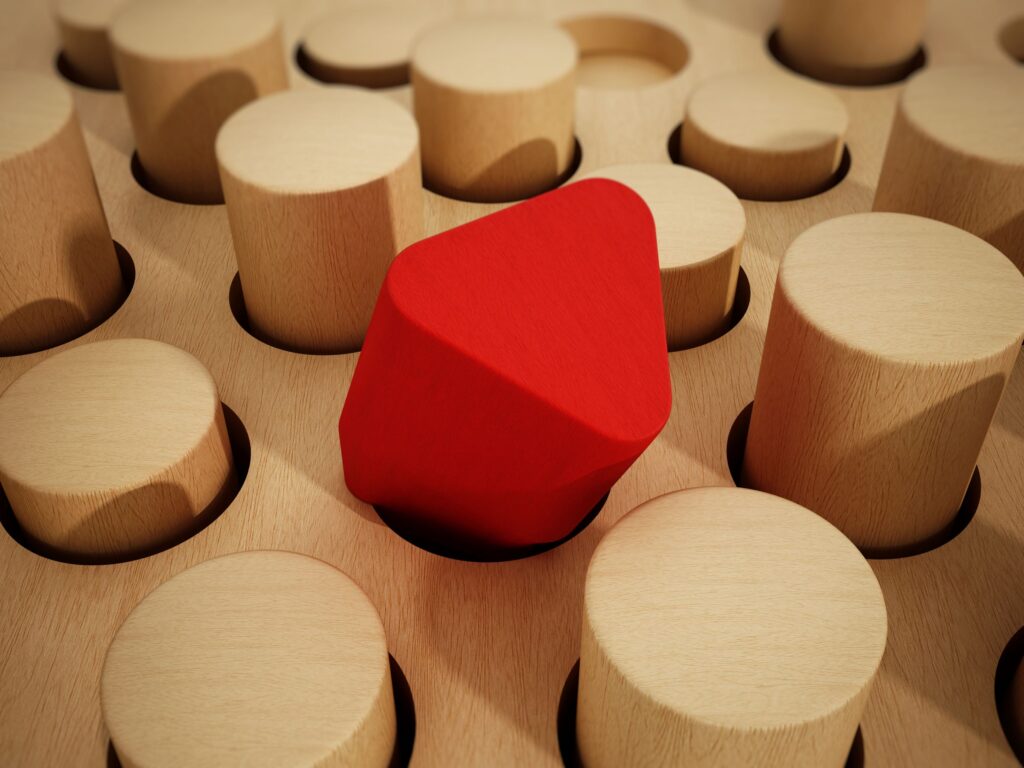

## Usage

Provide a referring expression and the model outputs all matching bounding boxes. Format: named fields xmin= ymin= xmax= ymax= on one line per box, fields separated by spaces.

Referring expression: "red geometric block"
xmin=339 ymin=179 xmax=671 ymax=551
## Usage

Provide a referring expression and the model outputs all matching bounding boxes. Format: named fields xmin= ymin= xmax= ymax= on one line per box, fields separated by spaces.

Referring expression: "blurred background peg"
xmin=55 ymin=0 xmax=128 ymax=89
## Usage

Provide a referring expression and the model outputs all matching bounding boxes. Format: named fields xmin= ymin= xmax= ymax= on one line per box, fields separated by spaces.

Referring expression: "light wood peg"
xmin=682 ymin=69 xmax=847 ymax=201
xmin=777 ymin=0 xmax=928 ymax=85
xmin=874 ymin=65 xmax=1024 ymax=275
xmin=55 ymin=0 xmax=128 ymax=89
xmin=412 ymin=16 xmax=577 ymax=203
xmin=0 ymin=71 xmax=123 ymax=356
xmin=0 ymin=338 xmax=236 ymax=560
xmin=217 ymin=87 xmax=422 ymax=353
xmin=110 ymin=0 xmax=288 ymax=204
xmin=578 ymin=487 xmax=887 ymax=768
xmin=744 ymin=213 xmax=1024 ymax=553
xmin=102 ymin=551 xmax=396 ymax=768
xmin=301 ymin=5 xmax=445 ymax=88
xmin=581 ymin=164 xmax=744 ymax=349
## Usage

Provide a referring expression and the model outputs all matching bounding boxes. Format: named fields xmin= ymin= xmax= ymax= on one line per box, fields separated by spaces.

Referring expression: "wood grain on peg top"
xmin=301 ymin=5 xmax=445 ymax=88
xmin=411 ymin=16 xmax=577 ymax=202
xmin=777 ymin=0 xmax=928 ymax=85
xmin=578 ymin=487 xmax=887 ymax=768
xmin=102 ymin=551 xmax=396 ymax=768
xmin=0 ymin=338 xmax=235 ymax=559
xmin=217 ymin=87 xmax=422 ymax=354
xmin=0 ymin=71 xmax=123 ymax=356
xmin=681 ymin=69 xmax=848 ymax=201
xmin=874 ymin=65 xmax=1024 ymax=275
xmin=110 ymin=0 xmax=287 ymax=204
xmin=580 ymin=164 xmax=744 ymax=350
xmin=340 ymin=179 xmax=670 ymax=551
xmin=55 ymin=0 xmax=128 ymax=89
xmin=744 ymin=213 xmax=1024 ymax=553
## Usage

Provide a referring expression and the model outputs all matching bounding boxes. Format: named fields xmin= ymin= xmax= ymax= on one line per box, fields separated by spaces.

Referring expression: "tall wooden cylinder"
xmin=55 ymin=0 xmax=128 ymax=89
xmin=743 ymin=213 xmax=1024 ymax=553
xmin=874 ymin=65 xmax=1024 ymax=275
xmin=578 ymin=487 xmax=887 ymax=767
xmin=411 ymin=16 xmax=577 ymax=203
xmin=0 ymin=71 xmax=123 ymax=356
xmin=776 ymin=0 xmax=929 ymax=85
xmin=110 ymin=0 xmax=288 ymax=203
xmin=217 ymin=88 xmax=422 ymax=353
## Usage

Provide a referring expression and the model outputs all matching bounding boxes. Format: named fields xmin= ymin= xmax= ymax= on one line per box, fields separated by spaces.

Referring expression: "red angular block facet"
xmin=339 ymin=179 xmax=671 ymax=550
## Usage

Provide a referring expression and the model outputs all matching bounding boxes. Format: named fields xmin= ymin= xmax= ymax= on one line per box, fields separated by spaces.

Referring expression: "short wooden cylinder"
xmin=581 ymin=164 xmax=744 ymax=349
xmin=102 ymin=551 xmax=396 ymax=768
xmin=301 ymin=5 xmax=444 ymax=88
xmin=743 ymin=213 xmax=1024 ymax=552
xmin=681 ymin=70 xmax=847 ymax=201
xmin=411 ymin=17 xmax=577 ymax=203
xmin=0 ymin=71 xmax=123 ymax=356
xmin=777 ymin=0 xmax=928 ymax=85
xmin=873 ymin=65 xmax=1024 ymax=275
xmin=578 ymin=487 xmax=887 ymax=768
xmin=55 ymin=0 xmax=127 ymax=89
xmin=110 ymin=0 xmax=288 ymax=204
xmin=0 ymin=338 xmax=236 ymax=559
xmin=217 ymin=88 xmax=423 ymax=353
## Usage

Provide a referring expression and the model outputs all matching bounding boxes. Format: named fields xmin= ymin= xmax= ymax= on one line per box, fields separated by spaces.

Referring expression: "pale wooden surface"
xmin=776 ymin=0 xmax=929 ymax=85
xmin=744 ymin=213 xmax=1024 ymax=552
xmin=0 ymin=338 xmax=235 ymax=559
xmin=2 ymin=0 xmax=1024 ymax=766
xmin=411 ymin=16 xmax=577 ymax=202
xmin=0 ymin=70 xmax=123 ymax=356
xmin=873 ymin=65 xmax=1024 ymax=273
xmin=110 ymin=0 xmax=288 ymax=203
xmin=216 ymin=87 xmax=422 ymax=353
xmin=578 ymin=487 xmax=886 ymax=767
xmin=681 ymin=68 xmax=848 ymax=201
xmin=55 ymin=0 xmax=126 ymax=88
xmin=580 ymin=163 xmax=744 ymax=350
xmin=101 ymin=550 xmax=395 ymax=768
xmin=301 ymin=5 xmax=447 ymax=88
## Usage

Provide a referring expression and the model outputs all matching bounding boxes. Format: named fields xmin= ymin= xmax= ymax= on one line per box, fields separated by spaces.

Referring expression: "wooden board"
xmin=1 ymin=0 xmax=1023 ymax=765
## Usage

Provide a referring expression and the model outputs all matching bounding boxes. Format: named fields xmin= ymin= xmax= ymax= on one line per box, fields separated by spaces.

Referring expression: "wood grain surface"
xmin=1 ymin=0 xmax=1023 ymax=766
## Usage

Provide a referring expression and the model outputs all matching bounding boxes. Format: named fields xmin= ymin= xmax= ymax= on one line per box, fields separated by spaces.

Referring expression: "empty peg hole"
xmin=0 ymin=241 xmax=135 ymax=359
xmin=423 ymin=137 xmax=583 ymax=205
xmin=560 ymin=15 xmax=689 ymax=90
xmin=996 ymin=625 xmax=1024 ymax=764
xmin=667 ymin=123 xmax=852 ymax=201
xmin=0 ymin=402 xmax=250 ymax=566
xmin=766 ymin=28 xmax=927 ymax=87
xmin=374 ymin=492 xmax=607 ymax=563
xmin=725 ymin=401 xmax=981 ymax=559
xmin=130 ymin=151 xmax=223 ymax=206
xmin=108 ymin=652 xmax=415 ymax=767
xmin=1000 ymin=17 xmax=1024 ymax=63
xmin=556 ymin=659 xmax=865 ymax=767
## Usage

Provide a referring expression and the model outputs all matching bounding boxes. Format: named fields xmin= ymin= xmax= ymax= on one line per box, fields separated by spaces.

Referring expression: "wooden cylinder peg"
xmin=301 ymin=5 xmax=444 ymax=88
xmin=582 ymin=164 xmax=744 ymax=349
xmin=0 ymin=338 xmax=236 ymax=560
xmin=776 ymin=0 xmax=928 ymax=85
xmin=55 ymin=0 xmax=128 ymax=89
xmin=744 ymin=213 xmax=1024 ymax=553
xmin=874 ymin=66 xmax=1024 ymax=275
xmin=102 ymin=551 xmax=396 ymax=768
xmin=216 ymin=88 xmax=422 ymax=353
xmin=110 ymin=0 xmax=288 ymax=204
xmin=578 ymin=487 xmax=887 ymax=768
xmin=411 ymin=16 xmax=577 ymax=203
xmin=0 ymin=71 xmax=123 ymax=356
xmin=682 ymin=70 xmax=847 ymax=201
